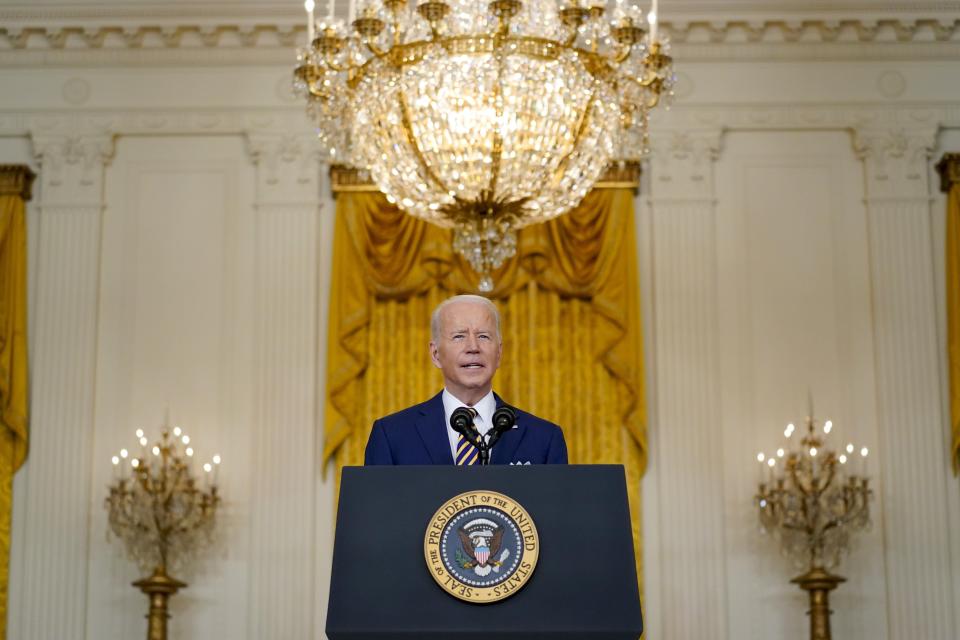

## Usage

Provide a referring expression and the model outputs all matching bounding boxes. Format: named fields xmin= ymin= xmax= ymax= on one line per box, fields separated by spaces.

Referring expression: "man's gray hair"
xmin=430 ymin=295 xmax=501 ymax=343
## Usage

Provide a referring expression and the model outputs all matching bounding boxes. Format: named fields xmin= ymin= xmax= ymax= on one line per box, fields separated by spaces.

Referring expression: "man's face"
xmin=430 ymin=301 xmax=502 ymax=403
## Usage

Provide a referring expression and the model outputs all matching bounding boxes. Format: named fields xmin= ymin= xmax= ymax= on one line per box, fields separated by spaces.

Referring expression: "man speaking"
xmin=364 ymin=295 xmax=568 ymax=465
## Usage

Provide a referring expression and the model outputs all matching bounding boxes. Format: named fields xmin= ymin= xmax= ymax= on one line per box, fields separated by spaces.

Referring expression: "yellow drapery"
xmin=0 ymin=166 xmax=32 ymax=640
xmin=940 ymin=154 xmax=960 ymax=474
xmin=323 ymin=188 xmax=647 ymax=587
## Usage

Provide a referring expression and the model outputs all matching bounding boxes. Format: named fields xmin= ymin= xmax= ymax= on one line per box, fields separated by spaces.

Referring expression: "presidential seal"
xmin=424 ymin=490 xmax=539 ymax=604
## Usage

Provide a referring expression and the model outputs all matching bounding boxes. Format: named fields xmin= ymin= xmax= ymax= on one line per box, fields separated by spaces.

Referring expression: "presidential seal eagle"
xmin=457 ymin=517 xmax=511 ymax=577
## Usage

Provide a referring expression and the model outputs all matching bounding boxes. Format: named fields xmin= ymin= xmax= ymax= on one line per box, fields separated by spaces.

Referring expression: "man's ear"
xmin=429 ymin=341 xmax=442 ymax=368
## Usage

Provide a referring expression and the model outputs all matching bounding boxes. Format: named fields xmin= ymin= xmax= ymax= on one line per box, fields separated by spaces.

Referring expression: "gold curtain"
xmin=939 ymin=154 xmax=960 ymax=474
xmin=0 ymin=166 xmax=33 ymax=640
xmin=323 ymin=187 xmax=647 ymax=587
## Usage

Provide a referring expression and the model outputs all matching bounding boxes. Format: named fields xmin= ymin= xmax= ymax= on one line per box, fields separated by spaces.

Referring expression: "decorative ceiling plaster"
xmin=0 ymin=18 xmax=957 ymax=68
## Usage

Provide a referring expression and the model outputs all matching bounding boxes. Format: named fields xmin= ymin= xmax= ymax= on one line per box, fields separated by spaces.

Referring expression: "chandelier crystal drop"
xmin=295 ymin=0 xmax=674 ymax=290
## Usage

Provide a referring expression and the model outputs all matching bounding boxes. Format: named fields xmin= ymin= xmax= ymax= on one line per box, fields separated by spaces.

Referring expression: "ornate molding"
xmin=0 ymin=164 xmax=36 ymax=200
xmin=936 ymin=153 xmax=960 ymax=193
xmin=245 ymin=134 xmax=316 ymax=184
xmin=0 ymin=25 xmax=301 ymax=52
xmin=30 ymin=134 xmax=115 ymax=208
xmin=647 ymin=129 xmax=724 ymax=200
xmin=666 ymin=18 xmax=960 ymax=45
xmin=245 ymin=133 xmax=321 ymax=206
xmin=853 ymin=127 xmax=938 ymax=199
xmin=0 ymin=18 xmax=957 ymax=66
xmin=32 ymin=134 xmax=115 ymax=187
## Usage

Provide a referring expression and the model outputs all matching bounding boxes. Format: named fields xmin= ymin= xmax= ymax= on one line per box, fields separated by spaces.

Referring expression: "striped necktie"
xmin=455 ymin=407 xmax=480 ymax=466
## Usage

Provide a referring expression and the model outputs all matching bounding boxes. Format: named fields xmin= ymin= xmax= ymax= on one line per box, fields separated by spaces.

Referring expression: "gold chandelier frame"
xmin=295 ymin=0 xmax=672 ymax=289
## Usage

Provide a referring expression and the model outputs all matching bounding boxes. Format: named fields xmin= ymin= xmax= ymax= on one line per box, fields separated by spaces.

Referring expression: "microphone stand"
xmin=483 ymin=406 xmax=517 ymax=465
xmin=451 ymin=406 xmax=517 ymax=466
xmin=458 ymin=424 xmax=492 ymax=466
xmin=477 ymin=433 xmax=492 ymax=466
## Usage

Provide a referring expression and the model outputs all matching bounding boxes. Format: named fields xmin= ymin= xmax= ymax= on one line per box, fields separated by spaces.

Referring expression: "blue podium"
xmin=326 ymin=465 xmax=643 ymax=639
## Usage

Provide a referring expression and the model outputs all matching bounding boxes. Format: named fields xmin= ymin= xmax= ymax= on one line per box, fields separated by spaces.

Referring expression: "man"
xmin=364 ymin=295 xmax=568 ymax=465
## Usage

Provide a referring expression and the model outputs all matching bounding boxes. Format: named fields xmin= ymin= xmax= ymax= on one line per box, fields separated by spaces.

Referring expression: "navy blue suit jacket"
xmin=364 ymin=391 xmax=568 ymax=465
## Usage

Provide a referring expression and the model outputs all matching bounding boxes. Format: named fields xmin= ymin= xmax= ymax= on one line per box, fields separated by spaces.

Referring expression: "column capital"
xmin=936 ymin=153 xmax=960 ymax=193
xmin=244 ymin=132 xmax=322 ymax=207
xmin=647 ymin=128 xmax=724 ymax=202
xmin=30 ymin=133 xmax=115 ymax=207
xmin=852 ymin=127 xmax=938 ymax=201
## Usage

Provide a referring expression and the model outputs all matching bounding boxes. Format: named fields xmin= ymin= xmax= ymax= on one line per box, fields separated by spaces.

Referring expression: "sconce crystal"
xmin=105 ymin=425 xmax=222 ymax=640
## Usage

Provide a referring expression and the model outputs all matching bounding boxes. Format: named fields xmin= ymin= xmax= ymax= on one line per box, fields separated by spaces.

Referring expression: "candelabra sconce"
xmin=105 ymin=425 xmax=222 ymax=640
xmin=754 ymin=410 xmax=872 ymax=640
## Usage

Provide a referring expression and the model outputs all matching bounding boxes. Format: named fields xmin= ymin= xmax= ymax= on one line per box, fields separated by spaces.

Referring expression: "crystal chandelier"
xmin=294 ymin=0 xmax=673 ymax=290
xmin=105 ymin=425 xmax=221 ymax=640
xmin=754 ymin=406 xmax=872 ymax=640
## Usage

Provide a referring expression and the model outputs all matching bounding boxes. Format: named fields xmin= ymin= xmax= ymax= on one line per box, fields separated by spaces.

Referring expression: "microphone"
xmin=491 ymin=406 xmax=516 ymax=436
xmin=486 ymin=406 xmax=516 ymax=451
xmin=450 ymin=407 xmax=477 ymax=438
xmin=450 ymin=407 xmax=484 ymax=456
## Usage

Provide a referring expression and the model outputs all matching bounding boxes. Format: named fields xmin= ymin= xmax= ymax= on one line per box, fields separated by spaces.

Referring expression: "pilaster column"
xmin=9 ymin=134 xmax=113 ymax=640
xmin=854 ymin=127 xmax=954 ymax=639
xmin=243 ymin=132 xmax=322 ymax=639
xmin=646 ymin=129 xmax=727 ymax=640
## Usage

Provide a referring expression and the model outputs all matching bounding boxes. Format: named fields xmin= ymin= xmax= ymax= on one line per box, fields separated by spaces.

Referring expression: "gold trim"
xmin=0 ymin=165 xmax=37 ymax=201
xmin=597 ymin=161 xmax=642 ymax=192
xmin=346 ymin=35 xmax=617 ymax=90
xmin=937 ymin=153 xmax=960 ymax=193
xmin=424 ymin=489 xmax=538 ymax=604
xmin=133 ymin=566 xmax=187 ymax=640
xmin=329 ymin=165 xmax=378 ymax=195
xmin=330 ymin=161 xmax=641 ymax=195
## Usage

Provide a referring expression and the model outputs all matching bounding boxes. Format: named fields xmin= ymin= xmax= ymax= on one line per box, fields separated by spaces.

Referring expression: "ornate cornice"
xmin=1 ymin=1 xmax=956 ymax=21
xmin=936 ymin=153 xmax=960 ymax=193
xmin=667 ymin=18 xmax=960 ymax=44
xmin=0 ymin=165 xmax=36 ymax=200
xmin=0 ymin=18 xmax=957 ymax=66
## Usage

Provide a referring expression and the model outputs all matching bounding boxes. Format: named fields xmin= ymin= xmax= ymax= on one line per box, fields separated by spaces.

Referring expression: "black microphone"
xmin=487 ymin=406 xmax=516 ymax=450
xmin=491 ymin=406 xmax=516 ymax=436
xmin=450 ymin=407 xmax=476 ymax=436
xmin=451 ymin=407 xmax=483 ymax=454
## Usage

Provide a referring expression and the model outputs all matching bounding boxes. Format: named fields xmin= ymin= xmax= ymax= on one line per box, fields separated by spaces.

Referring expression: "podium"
xmin=326 ymin=465 xmax=643 ymax=639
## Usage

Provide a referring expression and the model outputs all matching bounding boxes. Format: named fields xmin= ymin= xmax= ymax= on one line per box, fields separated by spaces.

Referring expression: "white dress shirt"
xmin=441 ymin=388 xmax=496 ymax=461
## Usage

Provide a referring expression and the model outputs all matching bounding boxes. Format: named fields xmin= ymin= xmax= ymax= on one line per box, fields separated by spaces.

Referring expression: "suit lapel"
xmin=491 ymin=393 xmax=527 ymax=465
xmin=415 ymin=392 xmax=455 ymax=465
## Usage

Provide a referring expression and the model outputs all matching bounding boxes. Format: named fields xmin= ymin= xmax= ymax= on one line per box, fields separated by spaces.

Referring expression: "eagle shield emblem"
xmin=424 ymin=490 xmax=539 ymax=604
xmin=457 ymin=518 xmax=507 ymax=577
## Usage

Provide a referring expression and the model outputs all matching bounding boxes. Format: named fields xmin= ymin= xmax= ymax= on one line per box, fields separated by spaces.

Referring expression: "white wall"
xmin=1 ymin=2 xmax=959 ymax=639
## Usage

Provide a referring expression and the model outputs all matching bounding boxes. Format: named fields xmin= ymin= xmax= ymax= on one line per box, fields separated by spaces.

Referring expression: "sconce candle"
xmin=105 ymin=425 xmax=222 ymax=640
xmin=754 ymin=406 xmax=872 ymax=640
